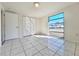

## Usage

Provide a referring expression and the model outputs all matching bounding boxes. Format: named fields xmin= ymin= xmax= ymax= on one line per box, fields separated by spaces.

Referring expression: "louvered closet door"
xmin=23 ymin=16 xmax=31 ymax=36
xmin=30 ymin=18 xmax=36 ymax=35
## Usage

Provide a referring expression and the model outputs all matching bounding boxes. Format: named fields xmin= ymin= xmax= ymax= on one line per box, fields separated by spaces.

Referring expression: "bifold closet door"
xmin=5 ymin=12 xmax=19 ymax=40
xmin=23 ymin=17 xmax=31 ymax=36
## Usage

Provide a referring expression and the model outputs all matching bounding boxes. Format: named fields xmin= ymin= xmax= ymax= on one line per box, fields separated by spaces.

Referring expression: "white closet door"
xmin=23 ymin=16 xmax=31 ymax=36
xmin=5 ymin=12 xmax=19 ymax=40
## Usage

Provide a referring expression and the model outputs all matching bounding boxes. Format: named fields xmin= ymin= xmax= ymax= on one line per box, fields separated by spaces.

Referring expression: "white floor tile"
xmin=11 ymin=52 xmax=25 ymax=56
xmin=65 ymin=41 xmax=75 ymax=53
xmin=11 ymin=47 xmax=24 ymax=56
xmin=12 ymin=44 xmax=22 ymax=49
xmin=0 ymin=47 xmax=11 ymax=56
xmin=48 ymin=44 xmax=59 ymax=52
xmin=23 ymin=43 xmax=33 ymax=50
xmin=34 ymin=44 xmax=46 ymax=51
xmin=64 ymin=50 xmax=74 ymax=56
xmin=33 ymin=52 xmax=42 ymax=56
xmin=54 ymin=53 xmax=60 ymax=56
xmin=40 ymin=48 xmax=55 ymax=56
xmin=25 ymin=47 xmax=39 ymax=56
xmin=75 ymin=44 xmax=79 ymax=56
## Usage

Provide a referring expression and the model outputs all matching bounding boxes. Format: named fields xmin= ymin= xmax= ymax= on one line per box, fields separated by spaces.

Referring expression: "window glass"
xmin=48 ymin=12 xmax=64 ymax=32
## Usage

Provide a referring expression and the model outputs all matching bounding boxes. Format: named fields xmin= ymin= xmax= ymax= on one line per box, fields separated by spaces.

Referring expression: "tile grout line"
xmin=9 ymin=40 xmax=13 ymax=56
xmin=74 ymin=42 xmax=77 ymax=56
xmin=31 ymin=42 xmax=48 ymax=56
xmin=47 ymin=47 xmax=56 ymax=55
xmin=10 ymin=39 xmax=22 ymax=56
xmin=53 ymin=44 xmax=64 ymax=56
xmin=57 ymin=44 xmax=64 ymax=54
xmin=19 ymin=38 xmax=27 ymax=56
xmin=31 ymin=42 xmax=45 ymax=56
xmin=34 ymin=47 xmax=47 ymax=55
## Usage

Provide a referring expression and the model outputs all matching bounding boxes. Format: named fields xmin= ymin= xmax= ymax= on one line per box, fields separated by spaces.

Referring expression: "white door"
xmin=23 ymin=16 xmax=31 ymax=36
xmin=5 ymin=12 xmax=19 ymax=40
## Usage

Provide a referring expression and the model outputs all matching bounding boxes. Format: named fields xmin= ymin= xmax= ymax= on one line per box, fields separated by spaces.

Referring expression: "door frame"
xmin=1 ymin=9 xmax=5 ymax=45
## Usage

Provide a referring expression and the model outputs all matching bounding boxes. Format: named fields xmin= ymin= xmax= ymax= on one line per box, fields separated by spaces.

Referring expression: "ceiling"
xmin=1 ymin=2 xmax=76 ymax=18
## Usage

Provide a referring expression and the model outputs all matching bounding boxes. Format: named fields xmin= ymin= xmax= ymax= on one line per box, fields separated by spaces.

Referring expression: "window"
xmin=48 ymin=12 xmax=64 ymax=33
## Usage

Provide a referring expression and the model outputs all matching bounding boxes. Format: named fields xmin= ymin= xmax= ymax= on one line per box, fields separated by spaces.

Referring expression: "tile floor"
xmin=0 ymin=35 xmax=64 ymax=56
xmin=64 ymin=40 xmax=79 ymax=56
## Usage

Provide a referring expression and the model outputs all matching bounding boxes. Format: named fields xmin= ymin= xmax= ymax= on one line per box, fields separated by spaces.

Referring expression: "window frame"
xmin=48 ymin=12 xmax=64 ymax=32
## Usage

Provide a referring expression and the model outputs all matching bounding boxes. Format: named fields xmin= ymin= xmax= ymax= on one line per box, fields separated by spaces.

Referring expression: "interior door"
xmin=5 ymin=12 xmax=19 ymax=40
xmin=23 ymin=16 xmax=31 ymax=36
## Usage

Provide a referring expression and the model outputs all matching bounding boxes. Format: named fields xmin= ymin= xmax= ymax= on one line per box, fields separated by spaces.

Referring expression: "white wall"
xmin=63 ymin=3 xmax=79 ymax=42
xmin=39 ymin=17 xmax=49 ymax=35
xmin=35 ymin=18 xmax=42 ymax=34
xmin=63 ymin=3 xmax=79 ymax=56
